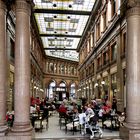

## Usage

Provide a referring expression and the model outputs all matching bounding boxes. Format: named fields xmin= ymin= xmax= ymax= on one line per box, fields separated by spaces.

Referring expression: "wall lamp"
xmin=101 ymin=81 xmax=105 ymax=85
xmin=94 ymin=83 xmax=98 ymax=88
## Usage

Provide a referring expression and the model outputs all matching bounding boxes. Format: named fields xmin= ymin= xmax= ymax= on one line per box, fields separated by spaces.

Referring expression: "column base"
xmin=128 ymin=129 xmax=140 ymax=140
xmin=1 ymin=127 xmax=34 ymax=140
xmin=119 ymin=126 xmax=129 ymax=139
xmin=120 ymin=126 xmax=140 ymax=140
xmin=0 ymin=125 xmax=8 ymax=136
xmin=10 ymin=122 xmax=32 ymax=134
xmin=1 ymin=134 xmax=33 ymax=140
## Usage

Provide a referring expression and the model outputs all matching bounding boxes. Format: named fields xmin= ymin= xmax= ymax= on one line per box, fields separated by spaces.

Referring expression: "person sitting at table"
xmin=58 ymin=102 xmax=67 ymax=114
xmin=102 ymin=101 xmax=111 ymax=115
xmin=30 ymin=104 xmax=36 ymax=114
xmin=101 ymin=102 xmax=111 ymax=127
xmin=84 ymin=103 xmax=95 ymax=116
xmin=42 ymin=105 xmax=49 ymax=120
xmin=112 ymin=96 xmax=117 ymax=113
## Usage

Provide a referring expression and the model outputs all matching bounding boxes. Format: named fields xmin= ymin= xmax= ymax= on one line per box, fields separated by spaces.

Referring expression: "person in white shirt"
xmin=30 ymin=105 xmax=36 ymax=114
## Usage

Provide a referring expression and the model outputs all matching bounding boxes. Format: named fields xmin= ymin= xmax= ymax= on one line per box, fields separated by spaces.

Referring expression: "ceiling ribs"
xmin=34 ymin=9 xmax=91 ymax=15
xmin=40 ymin=34 xmax=81 ymax=38
xmin=44 ymin=48 xmax=77 ymax=50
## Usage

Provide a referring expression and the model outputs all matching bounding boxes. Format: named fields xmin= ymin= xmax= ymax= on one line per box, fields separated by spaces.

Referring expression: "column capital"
xmin=127 ymin=0 xmax=140 ymax=17
xmin=127 ymin=0 xmax=140 ymax=8
xmin=127 ymin=6 xmax=140 ymax=17
xmin=0 ymin=0 xmax=6 ymax=10
xmin=16 ymin=0 xmax=34 ymax=15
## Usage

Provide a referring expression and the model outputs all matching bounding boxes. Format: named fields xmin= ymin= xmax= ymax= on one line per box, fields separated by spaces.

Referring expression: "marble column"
xmin=11 ymin=0 xmax=32 ymax=134
xmin=125 ymin=1 xmax=140 ymax=140
xmin=0 ymin=0 xmax=8 ymax=135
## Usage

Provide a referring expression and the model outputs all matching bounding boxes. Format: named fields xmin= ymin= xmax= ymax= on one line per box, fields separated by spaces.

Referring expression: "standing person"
xmin=112 ymin=96 xmax=117 ymax=113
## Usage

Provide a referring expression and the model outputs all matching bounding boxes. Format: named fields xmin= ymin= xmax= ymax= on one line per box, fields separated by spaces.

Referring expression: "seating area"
xmin=5 ymin=96 xmax=125 ymax=139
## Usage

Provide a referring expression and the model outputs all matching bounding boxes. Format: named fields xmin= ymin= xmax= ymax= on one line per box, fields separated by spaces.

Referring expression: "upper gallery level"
xmin=78 ymin=0 xmax=124 ymax=66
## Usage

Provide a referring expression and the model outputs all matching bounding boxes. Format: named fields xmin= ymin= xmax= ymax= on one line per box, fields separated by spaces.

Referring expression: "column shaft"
xmin=125 ymin=4 xmax=140 ymax=140
xmin=12 ymin=0 xmax=32 ymax=132
xmin=0 ymin=0 xmax=8 ymax=134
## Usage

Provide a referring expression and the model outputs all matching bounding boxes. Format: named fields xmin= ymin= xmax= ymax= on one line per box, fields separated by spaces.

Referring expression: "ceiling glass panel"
xmin=45 ymin=50 xmax=79 ymax=61
xmin=42 ymin=37 xmax=80 ymax=49
xmin=35 ymin=13 xmax=89 ymax=35
xmin=34 ymin=0 xmax=95 ymax=11
xmin=33 ymin=0 xmax=96 ymax=61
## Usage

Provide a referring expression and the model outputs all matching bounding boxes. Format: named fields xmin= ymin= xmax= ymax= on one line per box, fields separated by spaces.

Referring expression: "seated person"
xmin=84 ymin=104 xmax=95 ymax=116
xmin=102 ymin=102 xmax=111 ymax=115
xmin=101 ymin=102 xmax=112 ymax=125
xmin=30 ymin=105 xmax=36 ymax=114
xmin=58 ymin=103 xmax=67 ymax=114
xmin=43 ymin=105 xmax=49 ymax=119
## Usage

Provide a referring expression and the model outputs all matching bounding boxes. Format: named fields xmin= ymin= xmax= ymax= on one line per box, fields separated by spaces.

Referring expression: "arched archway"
xmin=56 ymin=81 xmax=68 ymax=101
xmin=70 ymin=82 xmax=76 ymax=98
xmin=47 ymin=80 xmax=56 ymax=99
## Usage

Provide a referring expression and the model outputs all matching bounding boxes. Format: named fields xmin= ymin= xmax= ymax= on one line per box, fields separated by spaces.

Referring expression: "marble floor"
xmin=33 ymin=113 xmax=123 ymax=140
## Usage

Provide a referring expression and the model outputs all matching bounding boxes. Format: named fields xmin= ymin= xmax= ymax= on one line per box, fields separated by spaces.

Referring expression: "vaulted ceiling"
xmin=33 ymin=0 xmax=96 ymax=61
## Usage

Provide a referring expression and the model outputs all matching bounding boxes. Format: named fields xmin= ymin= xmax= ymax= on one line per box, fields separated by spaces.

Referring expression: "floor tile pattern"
xmin=33 ymin=113 xmax=122 ymax=140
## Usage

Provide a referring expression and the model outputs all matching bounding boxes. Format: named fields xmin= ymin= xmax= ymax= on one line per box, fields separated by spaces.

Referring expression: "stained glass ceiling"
xmin=33 ymin=0 xmax=96 ymax=61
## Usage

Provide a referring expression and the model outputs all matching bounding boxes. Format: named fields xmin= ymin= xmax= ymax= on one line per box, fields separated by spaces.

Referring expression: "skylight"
xmin=33 ymin=0 xmax=96 ymax=61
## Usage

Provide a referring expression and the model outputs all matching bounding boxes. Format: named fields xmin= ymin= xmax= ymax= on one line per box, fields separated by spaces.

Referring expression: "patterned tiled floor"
xmin=33 ymin=113 xmax=122 ymax=140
